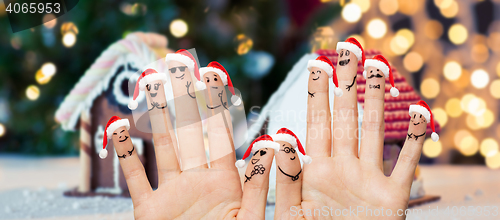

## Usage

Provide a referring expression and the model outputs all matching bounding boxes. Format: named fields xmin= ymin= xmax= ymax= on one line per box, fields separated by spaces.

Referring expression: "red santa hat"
xmin=307 ymin=56 xmax=343 ymax=97
xmin=409 ymin=100 xmax=439 ymax=142
xmin=336 ymin=37 xmax=365 ymax=67
xmin=128 ymin=68 xmax=168 ymax=110
xmin=165 ymin=49 xmax=199 ymax=80
xmin=235 ymin=134 xmax=280 ymax=168
xmin=100 ymin=116 xmax=130 ymax=159
xmin=363 ymin=55 xmax=399 ymax=97
xmin=197 ymin=61 xmax=242 ymax=106
xmin=272 ymin=128 xmax=312 ymax=164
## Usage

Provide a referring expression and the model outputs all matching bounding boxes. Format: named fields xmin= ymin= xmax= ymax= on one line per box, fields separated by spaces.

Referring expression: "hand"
xmin=274 ymin=57 xmax=425 ymax=219
xmin=113 ymin=63 xmax=270 ymax=219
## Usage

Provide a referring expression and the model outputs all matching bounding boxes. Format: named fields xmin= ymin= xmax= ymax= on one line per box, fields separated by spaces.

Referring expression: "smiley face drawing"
xmin=272 ymin=128 xmax=311 ymax=182
xmin=336 ymin=38 xmax=365 ymax=92
xmin=235 ymin=135 xmax=279 ymax=184
xmin=99 ymin=116 xmax=132 ymax=159
xmin=196 ymin=61 xmax=242 ymax=109
xmin=166 ymin=49 xmax=200 ymax=99
xmin=363 ymin=55 xmax=399 ymax=97
xmin=307 ymin=56 xmax=343 ymax=97
xmin=408 ymin=100 xmax=440 ymax=142
xmin=128 ymin=68 xmax=168 ymax=111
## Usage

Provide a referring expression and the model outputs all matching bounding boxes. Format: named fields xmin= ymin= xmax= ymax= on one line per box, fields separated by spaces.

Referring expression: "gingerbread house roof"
xmin=316 ymin=49 xmax=441 ymax=142
xmin=54 ymin=33 xmax=169 ymax=131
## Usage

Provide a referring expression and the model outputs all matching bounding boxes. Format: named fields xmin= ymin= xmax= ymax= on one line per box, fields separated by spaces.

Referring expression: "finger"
xmin=359 ymin=66 xmax=386 ymax=171
xmin=274 ymin=141 xmax=302 ymax=219
xmin=167 ymin=57 xmax=207 ymax=170
xmin=201 ymin=63 xmax=237 ymax=170
xmin=111 ymin=126 xmax=152 ymax=206
xmin=391 ymin=111 xmax=428 ymax=187
xmin=239 ymin=148 xmax=274 ymax=219
xmin=333 ymin=48 xmax=360 ymax=157
xmin=306 ymin=61 xmax=332 ymax=158
xmin=142 ymin=76 xmax=182 ymax=183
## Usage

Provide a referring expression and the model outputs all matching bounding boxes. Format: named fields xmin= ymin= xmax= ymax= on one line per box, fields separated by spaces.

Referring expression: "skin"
xmin=408 ymin=113 xmax=427 ymax=140
xmin=114 ymin=56 xmax=427 ymax=219
xmin=203 ymin=72 xmax=229 ymax=111
xmin=275 ymin=140 xmax=302 ymax=219
xmin=112 ymin=127 xmax=134 ymax=159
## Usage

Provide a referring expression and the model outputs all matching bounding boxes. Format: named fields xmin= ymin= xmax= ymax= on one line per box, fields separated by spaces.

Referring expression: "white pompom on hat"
xmin=363 ymin=55 xmax=399 ymax=97
xmin=235 ymin=134 xmax=280 ymax=168
xmin=272 ymin=128 xmax=312 ymax=164
xmin=409 ymin=100 xmax=439 ymax=142
xmin=198 ymin=61 xmax=242 ymax=106
xmin=100 ymin=116 xmax=130 ymax=159
xmin=307 ymin=56 xmax=343 ymax=97
xmin=128 ymin=68 xmax=168 ymax=110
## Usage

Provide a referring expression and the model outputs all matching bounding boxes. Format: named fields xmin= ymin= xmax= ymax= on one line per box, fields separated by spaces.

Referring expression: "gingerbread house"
xmin=55 ymin=32 xmax=171 ymax=196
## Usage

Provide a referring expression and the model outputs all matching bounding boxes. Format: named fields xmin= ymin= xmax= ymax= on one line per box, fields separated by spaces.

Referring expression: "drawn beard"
xmin=338 ymin=59 xmax=350 ymax=66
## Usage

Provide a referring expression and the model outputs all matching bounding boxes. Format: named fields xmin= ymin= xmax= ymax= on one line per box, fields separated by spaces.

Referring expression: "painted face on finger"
xmin=111 ymin=126 xmax=134 ymax=159
xmin=145 ymin=80 xmax=167 ymax=111
xmin=244 ymin=148 xmax=273 ymax=183
xmin=168 ymin=60 xmax=189 ymax=81
xmin=365 ymin=66 xmax=385 ymax=90
xmin=338 ymin=49 xmax=356 ymax=67
xmin=203 ymin=72 xmax=227 ymax=110
xmin=275 ymin=140 xmax=301 ymax=181
xmin=308 ymin=67 xmax=329 ymax=97
xmin=407 ymin=112 xmax=428 ymax=141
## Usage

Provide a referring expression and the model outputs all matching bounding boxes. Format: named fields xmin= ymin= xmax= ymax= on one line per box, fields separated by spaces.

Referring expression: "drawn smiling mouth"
xmin=119 ymin=136 xmax=129 ymax=142
xmin=312 ymin=77 xmax=320 ymax=81
xmin=207 ymin=104 xmax=221 ymax=109
xmin=175 ymin=74 xmax=185 ymax=79
xmin=211 ymin=86 xmax=218 ymax=89
xmin=413 ymin=122 xmax=420 ymax=126
xmin=150 ymin=93 xmax=157 ymax=97
xmin=290 ymin=156 xmax=296 ymax=160
xmin=339 ymin=59 xmax=350 ymax=66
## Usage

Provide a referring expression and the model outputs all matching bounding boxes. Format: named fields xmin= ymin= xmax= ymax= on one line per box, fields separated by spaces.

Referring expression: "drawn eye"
xmin=146 ymin=84 xmax=151 ymax=91
xmin=340 ymin=51 xmax=344 ymax=57
xmin=214 ymin=77 xmax=217 ymax=82
xmin=414 ymin=114 xmax=416 ymax=119
xmin=317 ymin=70 xmax=321 ymax=74
xmin=370 ymin=70 xmax=373 ymax=73
xmin=345 ymin=50 xmax=350 ymax=56
xmin=291 ymin=148 xmax=296 ymax=153
xmin=420 ymin=115 xmax=422 ymax=118
xmin=154 ymin=83 xmax=160 ymax=90
xmin=206 ymin=78 xmax=210 ymax=83
xmin=311 ymin=71 xmax=315 ymax=74
xmin=284 ymin=147 xmax=290 ymax=153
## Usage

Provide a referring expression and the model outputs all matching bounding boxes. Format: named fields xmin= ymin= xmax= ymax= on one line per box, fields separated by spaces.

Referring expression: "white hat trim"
xmin=106 ymin=119 xmax=130 ymax=139
xmin=307 ymin=60 xmax=333 ymax=78
xmin=336 ymin=42 xmax=362 ymax=61
xmin=138 ymin=73 xmax=168 ymax=91
xmin=409 ymin=105 xmax=431 ymax=122
xmin=199 ymin=67 xmax=228 ymax=85
xmin=165 ymin=53 xmax=195 ymax=72
xmin=252 ymin=140 xmax=280 ymax=153
xmin=364 ymin=59 xmax=390 ymax=77
xmin=271 ymin=133 xmax=298 ymax=149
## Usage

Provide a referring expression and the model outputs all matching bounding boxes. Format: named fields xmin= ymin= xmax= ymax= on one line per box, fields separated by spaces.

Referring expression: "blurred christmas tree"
xmin=0 ymin=0 xmax=340 ymax=155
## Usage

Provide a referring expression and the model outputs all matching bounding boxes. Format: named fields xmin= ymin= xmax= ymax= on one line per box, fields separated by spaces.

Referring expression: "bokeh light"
xmin=0 ymin=123 xmax=5 ymax=137
xmin=398 ymin=0 xmax=419 ymax=15
xmin=448 ymin=24 xmax=468 ymax=45
xmin=353 ymin=0 xmax=370 ymax=12
xmin=342 ymin=3 xmax=362 ymax=23
xmin=443 ymin=61 xmax=462 ymax=81
xmin=62 ymin=32 xmax=76 ymax=48
xmin=471 ymin=69 xmax=489 ymax=89
xmin=458 ymin=135 xmax=479 ymax=156
xmin=475 ymin=109 xmax=494 ymax=128
xmin=480 ymin=138 xmax=499 ymax=158
xmin=421 ymin=78 xmax=440 ymax=99
xmin=425 ymin=20 xmax=443 ymax=40
xmin=170 ymin=19 xmax=188 ymax=38
xmin=454 ymin=129 xmax=471 ymax=147
xmin=379 ymin=0 xmax=398 ymax=15
xmin=26 ymin=85 xmax=40 ymax=100
xmin=440 ymin=1 xmax=459 ymax=18
xmin=486 ymin=153 xmax=500 ymax=169
xmin=489 ymin=80 xmax=500 ymax=99
xmin=42 ymin=14 xmax=57 ymax=29
xmin=236 ymin=34 xmax=253 ymax=55
xmin=433 ymin=108 xmax=448 ymax=127
xmin=396 ymin=29 xmax=415 ymax=47
xmin=61 ymin=22 xmax=79 ymax=35
xmin=367 ymin=19 xmax=387 ymax=39
xmin=497 ymin=62 xmax=500 ymax=77
xmin=446 ymin=98 xmax=462 ymax=117
xmin=41 ymin=63 xmax=56 ymax=77
xmin=423 ymin=139 xmax=442 ymax=158
xmin=466 ymin=114 xmax=481 ymax=130
xmin=403 ymin=51 xmax=423 ymax=72
xmin=466 ymin=96 xmax=486 ymax=116
xmin=434 ymin=0 xmax=453 ymax=9
xmin=471 ymin=44 xmax=489 ymax=63
xmin=460 ymin=94 xmax=475 ymax=112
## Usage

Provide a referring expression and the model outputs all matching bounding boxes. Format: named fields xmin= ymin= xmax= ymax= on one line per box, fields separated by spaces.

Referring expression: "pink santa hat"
xmin=307 ymin=55 xmax=343 ymax=97
xmin=272 ymin=128 xmax=312 ymax=164
xmin=363 ymin=55 xmax=399 ymax=97
xmin=197 ymin=61 xmax=242 ymax=106
xmin=128 ymin=68 xmax=168 ymax=110
xmin=409 ymin=100 xmax=439 ymax=142
xmin=100 ymin=116 xmax=130 ymax=159
xmin=235 ymin=134 xmax=280 ymax=168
